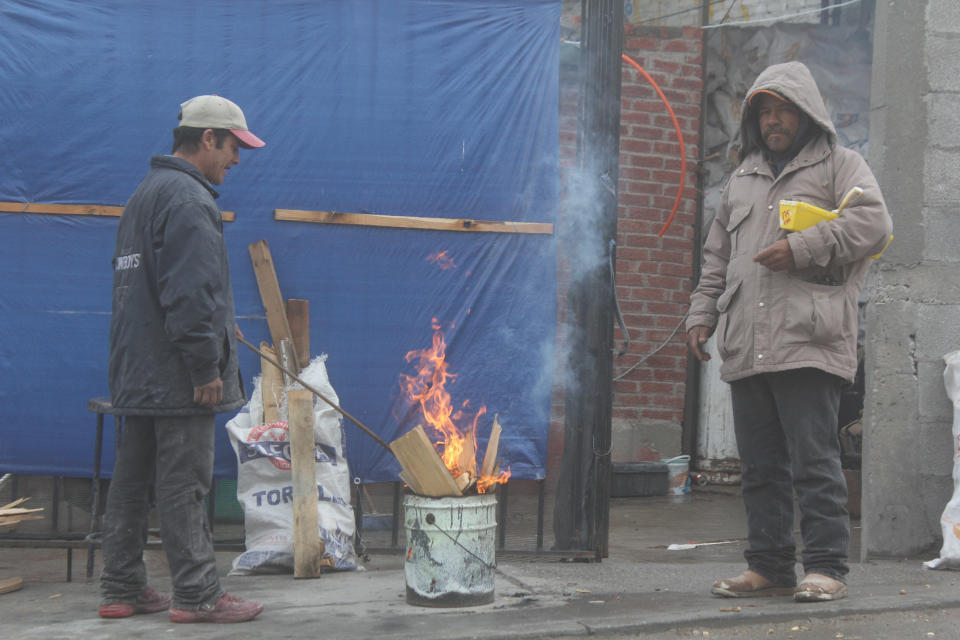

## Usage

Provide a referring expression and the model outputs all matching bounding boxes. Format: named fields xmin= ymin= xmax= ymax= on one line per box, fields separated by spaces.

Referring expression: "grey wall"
xmin=863 ymin=0 xmax=960 ymax=558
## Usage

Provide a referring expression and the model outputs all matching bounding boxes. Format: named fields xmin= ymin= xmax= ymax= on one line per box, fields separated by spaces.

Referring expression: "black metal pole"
xmin=553 ymin=0 xmax=623 ymax=557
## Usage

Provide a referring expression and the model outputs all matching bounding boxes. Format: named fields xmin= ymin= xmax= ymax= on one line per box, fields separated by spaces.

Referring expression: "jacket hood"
xmin=739 ymin=61 xmax=837 ymax=161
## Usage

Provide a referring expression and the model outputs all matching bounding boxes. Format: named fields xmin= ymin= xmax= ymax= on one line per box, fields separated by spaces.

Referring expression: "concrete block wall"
xmin=864 ymin=0 xmax=960 ymax=557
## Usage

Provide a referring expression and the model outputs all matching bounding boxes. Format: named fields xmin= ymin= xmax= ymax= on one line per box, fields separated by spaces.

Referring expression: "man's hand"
xmin=194 ymin=378 xmax=223 ymax=408
xmin=686 ymin=325 xmax=714 ymax=362
xmin=753 ymin=238 xmax=794 ymax=271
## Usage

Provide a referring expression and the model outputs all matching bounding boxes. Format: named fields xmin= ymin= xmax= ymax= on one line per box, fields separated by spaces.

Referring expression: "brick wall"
xmin=553 ymin=25 xmax=701 ymax=463
xmin=614 ymin=25 xmax=701 ymax=431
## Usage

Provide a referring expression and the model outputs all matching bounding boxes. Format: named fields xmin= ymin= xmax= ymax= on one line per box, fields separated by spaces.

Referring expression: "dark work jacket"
xmin=108 ymin=155 xmax=245 ymax=415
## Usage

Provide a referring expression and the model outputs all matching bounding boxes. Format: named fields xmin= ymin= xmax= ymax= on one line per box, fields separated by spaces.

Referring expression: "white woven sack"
xmin=924 ymin=350 xmax=960 ymax=570
xmin=225 ymin=354 xmax=357 ymax=574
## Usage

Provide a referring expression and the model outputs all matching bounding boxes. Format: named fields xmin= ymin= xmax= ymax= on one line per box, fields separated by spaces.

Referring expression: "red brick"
xmin=620 ymin=110 xmax=652 ymax=125
xmin=620 ymin=138 xmax=654 ymax=154
xmin=624 ymin=37 xmax=658 ymax=51
xmin=663 ymin=39 xmax=693 ymax=53
xmin=652 ymin=170 xmax=683 ymax=183
xmin=653 ymin=60 xmax=681 ymax=74
xmin=647 ymin=274 xmax=684 ymax=289
xmin=627 ymin=125 xmax=666 ymax=140
xmin=672 ymin=76 xmax=702 ymax=91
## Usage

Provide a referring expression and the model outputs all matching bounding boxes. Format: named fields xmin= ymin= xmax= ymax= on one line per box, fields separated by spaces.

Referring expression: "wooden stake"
xmin=286 ymin=299 xmax=310 ymax=370
xmin=260 ymin=342 xmax=283 ymax=424
xmin=288 ymin=389 xmax=323 ymax=578
xmin=249 ymin=240 xmax=299 ymax=372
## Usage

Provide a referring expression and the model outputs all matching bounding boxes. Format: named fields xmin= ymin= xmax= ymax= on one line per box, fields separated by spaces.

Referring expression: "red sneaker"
xmin=168 ymin=593 xmax=263 ymax=624
xmin=99 ymin=587 xmax=171 ymax=618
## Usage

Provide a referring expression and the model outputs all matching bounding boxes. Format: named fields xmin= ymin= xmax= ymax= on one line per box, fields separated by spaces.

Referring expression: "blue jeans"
xmin=730 ymin=368 xmax=849 ymax=585
xmin=99 ymin=414 xmax=224 ymax=609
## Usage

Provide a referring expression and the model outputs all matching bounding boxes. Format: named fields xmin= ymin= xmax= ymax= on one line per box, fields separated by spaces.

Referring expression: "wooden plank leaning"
xmin=288 ymin=389 xmax=324 ymax=578
xmin=248 ymin=240 xmax=299 ymax=373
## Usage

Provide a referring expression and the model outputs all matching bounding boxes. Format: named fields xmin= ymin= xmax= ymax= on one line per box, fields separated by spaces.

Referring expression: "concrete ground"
xmin=1 ymin=486 xmax=958 ymax=640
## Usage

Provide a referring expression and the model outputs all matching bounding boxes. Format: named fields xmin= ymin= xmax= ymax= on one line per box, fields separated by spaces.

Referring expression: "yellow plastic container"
xmin=779 ymin=198 xmax=893 ymax=258
xmin=778 ymin=200 xmax=838 ymax=231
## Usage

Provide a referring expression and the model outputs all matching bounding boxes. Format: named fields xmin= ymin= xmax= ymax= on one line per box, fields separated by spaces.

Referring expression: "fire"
xmin=398 ymin=318 xmax=509 ymax=493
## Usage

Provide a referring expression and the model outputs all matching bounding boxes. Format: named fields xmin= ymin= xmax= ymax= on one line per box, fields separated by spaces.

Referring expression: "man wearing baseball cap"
xmin=99 ymin=95 xmax=265 ymax=623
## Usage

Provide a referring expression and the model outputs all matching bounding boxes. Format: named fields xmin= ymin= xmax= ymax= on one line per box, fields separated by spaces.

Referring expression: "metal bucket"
xmin=403 ymin=493 xmax=497 ymax=607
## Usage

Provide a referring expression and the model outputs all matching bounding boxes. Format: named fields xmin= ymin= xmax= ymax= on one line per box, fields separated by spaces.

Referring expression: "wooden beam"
xmin=389 ymin=425 xmax=462 ymax=498
xmin=0 ymin=201 xmax=234 ymax=222
xmin=288 ymin=389 xmax=324 ymax=579
xmin=285 ymin=299 xmax=310 ymax=370
xmin=275 ymin=209 xmax=553 ymax=235
xmin=249 ymin=240 xmax=299 ymax=372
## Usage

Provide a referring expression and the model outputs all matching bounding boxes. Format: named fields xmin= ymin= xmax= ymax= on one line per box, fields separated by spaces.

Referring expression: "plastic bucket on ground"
xmin=403 ymin=493 xmax=497 ymax=607
xmin=662 ymin=455 xmax=691 ymax=495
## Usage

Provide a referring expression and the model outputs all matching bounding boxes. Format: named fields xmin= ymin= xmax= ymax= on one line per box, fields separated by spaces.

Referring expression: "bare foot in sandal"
xmin=711 ymin=570 xmax=795 ymax=598
xmin=794 ymin=573 xmax=847 ymax=602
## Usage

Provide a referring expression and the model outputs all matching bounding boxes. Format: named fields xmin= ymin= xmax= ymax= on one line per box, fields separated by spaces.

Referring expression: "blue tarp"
xmin=0 ymin=0 xmax=560 ymax=483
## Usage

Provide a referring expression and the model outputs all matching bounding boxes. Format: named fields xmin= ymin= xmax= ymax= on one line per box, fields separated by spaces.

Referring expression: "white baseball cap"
xmin=178 ymin=95 xmax=265 ymax=149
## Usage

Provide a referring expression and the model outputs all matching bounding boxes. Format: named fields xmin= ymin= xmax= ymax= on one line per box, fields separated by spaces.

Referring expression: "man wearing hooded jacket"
xmin=686 ymin=62 xmax=892 ymax=602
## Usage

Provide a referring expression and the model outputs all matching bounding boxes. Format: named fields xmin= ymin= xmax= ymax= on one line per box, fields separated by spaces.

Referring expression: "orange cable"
xmin=621 ymin=53 xmax=687 ymax=238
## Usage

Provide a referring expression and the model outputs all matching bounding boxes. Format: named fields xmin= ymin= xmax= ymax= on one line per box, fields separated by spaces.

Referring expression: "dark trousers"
xmin=730 ymin=368 xmax=849 ymax=585
xmin=99 ymin=414 xmax=224 ymax=609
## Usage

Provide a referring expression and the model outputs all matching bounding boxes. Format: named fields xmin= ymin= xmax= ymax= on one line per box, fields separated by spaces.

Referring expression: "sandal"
xmin=794 ymin=573 xmax=847 ymax=602
xmin=711 ymin=570 xmax=795 ymax=598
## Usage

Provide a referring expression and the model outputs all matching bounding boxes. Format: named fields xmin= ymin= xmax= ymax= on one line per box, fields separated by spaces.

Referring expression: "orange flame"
xmin=399 ymin=319 xmax=509 ymax=493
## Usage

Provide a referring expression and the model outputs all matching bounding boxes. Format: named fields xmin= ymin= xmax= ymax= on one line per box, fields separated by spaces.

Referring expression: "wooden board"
xmin=389 ymin=425 xmax=462 ymax=497
xmin=260 ymin=342 xmax=283 ymax=424
xmin=275 ymin=209 xmax=553 ymax=235
xmin=0 ymin=576 xmax=23 ymax=595
xmin=288 ymin=389 xmax=323 ymax=579
xmin=0 ymin=201 xmax=234 ymax=222
xmin=0 ymin=498 xmax=29 ymax=510
xmin=480 ymin=414 xmax=502 ymax=478
xmin=457 ymin=427 xmax=476 ymax=477
xmin=398 ymin=471 xmax=425 ymax=496
xmin=249 ymin=240 xmax=299 ymax=372
xmin=286 ymin=299 xmax=310 ymax=370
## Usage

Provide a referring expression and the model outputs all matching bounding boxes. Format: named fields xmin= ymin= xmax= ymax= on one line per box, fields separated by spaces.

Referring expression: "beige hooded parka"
xmin=687 ymin=61 xmax=893 ymax=383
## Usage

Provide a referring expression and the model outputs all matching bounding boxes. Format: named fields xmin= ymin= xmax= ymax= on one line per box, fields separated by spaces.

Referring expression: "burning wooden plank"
xmin=390 ymin=425 xmax=462 ymax=497
xmin=454 ymin=471 xmax=474 ymax=493
xmin=480 ymin=414 xmax=502 ymax=479
xmin=456 ymin=425 xmax=476 ymax=478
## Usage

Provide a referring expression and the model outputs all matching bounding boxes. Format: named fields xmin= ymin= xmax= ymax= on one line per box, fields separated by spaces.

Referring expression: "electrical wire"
xmin=620 ymin=53 xmax=687 ymax=238
xmin=613 ymin=311 xmax=688 ymax=382
xmin=703 ymin=0 xmax=861 ymax=29
xmin=631 ymin=0 xmax=727 ymax=25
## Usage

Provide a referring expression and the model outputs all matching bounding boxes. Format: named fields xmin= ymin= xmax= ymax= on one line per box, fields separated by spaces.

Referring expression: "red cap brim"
xmin=232 ymin=129 xmax=266 ymax=149
xmin=748 ymin=89 xmax=788 ymax=106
